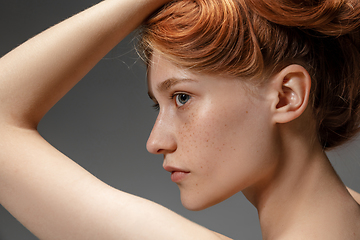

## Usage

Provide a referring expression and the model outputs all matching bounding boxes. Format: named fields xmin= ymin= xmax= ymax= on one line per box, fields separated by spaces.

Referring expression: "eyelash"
xmin=152 ymin=93 xmax=191 ymax=111
xmin=152 ymin=103 xmax=160 ymax=111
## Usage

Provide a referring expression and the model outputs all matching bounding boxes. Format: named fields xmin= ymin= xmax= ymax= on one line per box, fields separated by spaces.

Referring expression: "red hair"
xmin=138 ymin=0 xmax=360 ymax=149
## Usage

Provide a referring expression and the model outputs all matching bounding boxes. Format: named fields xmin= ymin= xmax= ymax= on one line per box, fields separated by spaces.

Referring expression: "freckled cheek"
xmin=176 ymin=112 xmax=204 ymax=152
xmin=176 ymin=112 xmax=227 ymax=171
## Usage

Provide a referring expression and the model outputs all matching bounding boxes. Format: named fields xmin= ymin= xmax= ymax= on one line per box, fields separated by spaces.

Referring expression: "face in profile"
xmin=146 ymin=52 xmax=281 ymax=211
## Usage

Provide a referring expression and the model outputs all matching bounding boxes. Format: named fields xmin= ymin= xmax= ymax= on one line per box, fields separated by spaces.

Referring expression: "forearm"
xmin=0 ymin=0 xmax=167 ymax=129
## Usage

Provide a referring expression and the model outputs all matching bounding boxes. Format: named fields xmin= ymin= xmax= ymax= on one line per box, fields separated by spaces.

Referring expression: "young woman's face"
xmin=147 ymin=53 xmax=279 ymax=210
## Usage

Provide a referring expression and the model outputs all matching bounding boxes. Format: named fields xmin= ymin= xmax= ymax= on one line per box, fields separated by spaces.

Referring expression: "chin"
xmin=182 ymin=202 xmax=208 ymax=211
xmin=179 ymin=186 xmax=241 ymax=211
xmin=180 ymin=194 xmax=221 ymax=211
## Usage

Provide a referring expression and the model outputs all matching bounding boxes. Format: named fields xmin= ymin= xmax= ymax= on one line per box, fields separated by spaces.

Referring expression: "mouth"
xmin=163 ymin=165 xmax=190 ymax=183
xmin=170 ymin=171 xmax=190 ymax=183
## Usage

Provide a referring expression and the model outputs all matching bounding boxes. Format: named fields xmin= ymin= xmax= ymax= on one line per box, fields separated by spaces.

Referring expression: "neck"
xmin=242 ymin=132 xmax=360 ymax=239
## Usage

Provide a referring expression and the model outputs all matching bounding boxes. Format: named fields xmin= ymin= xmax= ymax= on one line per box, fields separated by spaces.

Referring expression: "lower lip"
xmin=171 ymin=171 xmax=190 ymax=183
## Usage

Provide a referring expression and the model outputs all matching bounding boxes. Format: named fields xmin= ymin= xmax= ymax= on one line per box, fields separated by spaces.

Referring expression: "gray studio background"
xmin=0 ymin=1 xmax=359 ymax=239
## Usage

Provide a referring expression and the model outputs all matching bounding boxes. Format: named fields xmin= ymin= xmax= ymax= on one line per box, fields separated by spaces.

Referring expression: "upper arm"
xmin=0 ymin=126 xmax=228 ymax=240
xmin=347 ymin=187 xmax=360 ymax=205
xmin=213 ymin=232 xmax=234 ymax=240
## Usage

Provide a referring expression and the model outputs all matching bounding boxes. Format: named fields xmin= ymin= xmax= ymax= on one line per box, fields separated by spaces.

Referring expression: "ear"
xmin=269 ymin=64 xmax=311 ymax=124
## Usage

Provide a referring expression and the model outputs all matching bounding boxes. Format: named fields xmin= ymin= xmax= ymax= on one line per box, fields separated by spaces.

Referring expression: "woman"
xmin=0 ymin=0 xmax=359 ymax=239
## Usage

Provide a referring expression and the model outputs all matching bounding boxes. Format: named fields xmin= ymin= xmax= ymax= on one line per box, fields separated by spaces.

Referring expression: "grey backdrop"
xmin=0 ymin=1 xmax=359 ymax=239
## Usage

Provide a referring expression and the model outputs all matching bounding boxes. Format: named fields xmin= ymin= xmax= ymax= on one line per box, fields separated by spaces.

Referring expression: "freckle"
xmin=206 ymin=140 xmax=209 ymax=142
xmin=206 ymin=145 xmax=208 ymax=147
xmin=246 ymin=111 xmax=248 ymax=113
xmin=225 ymin=124 xmax=227 ymax=127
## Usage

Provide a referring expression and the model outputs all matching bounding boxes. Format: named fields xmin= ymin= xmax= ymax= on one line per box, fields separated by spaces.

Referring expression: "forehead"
xmin=147 ymin=52 xmax=199 ymax=100
xmin=148 ymin=53 xmax=191 ymax=84
xmin=147 ymin=52 xmax=262 ymax=101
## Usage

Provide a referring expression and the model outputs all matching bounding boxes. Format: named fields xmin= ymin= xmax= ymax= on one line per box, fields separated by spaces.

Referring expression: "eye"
xmin=175 ymin=93 xmax=191 ymax=107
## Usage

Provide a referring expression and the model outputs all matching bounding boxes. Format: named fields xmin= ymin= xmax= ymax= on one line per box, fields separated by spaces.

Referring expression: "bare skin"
xmin=348 ymin=188 xmax=360 ymax=205
xmin=0 ymin=1 xmax=359 ymax=240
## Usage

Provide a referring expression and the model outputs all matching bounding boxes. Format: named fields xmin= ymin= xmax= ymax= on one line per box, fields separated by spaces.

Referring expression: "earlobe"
xmin=271 ymin=65 xmax=311 ymax=124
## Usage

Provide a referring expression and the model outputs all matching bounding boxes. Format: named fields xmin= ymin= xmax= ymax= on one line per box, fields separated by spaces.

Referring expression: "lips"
xmin=163 ymin=165 xmax=190 ymax=183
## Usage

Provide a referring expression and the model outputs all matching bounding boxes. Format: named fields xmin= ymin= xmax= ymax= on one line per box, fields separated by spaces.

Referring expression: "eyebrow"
xmin=158 ymin=78 xmax=197 ymax=92
xmin=148 ymin=78 xmax=197 ymax=101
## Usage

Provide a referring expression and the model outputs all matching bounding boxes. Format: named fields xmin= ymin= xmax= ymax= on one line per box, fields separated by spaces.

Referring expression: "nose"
xmin=146 ymin=114 xmax=177 ymax=155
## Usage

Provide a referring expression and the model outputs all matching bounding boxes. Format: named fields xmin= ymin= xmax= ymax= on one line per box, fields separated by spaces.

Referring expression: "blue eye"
xmin=175 ymin=94 xmax=191 ymax=107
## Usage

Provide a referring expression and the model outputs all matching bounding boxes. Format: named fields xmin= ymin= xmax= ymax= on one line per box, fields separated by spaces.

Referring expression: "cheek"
xmin=176 ymin=103 xmax=250 ymax=170
xmin=177 ymin=98 xmax=275 ymax=193
xmin=176 ymin=110 xmax=217 ymax=164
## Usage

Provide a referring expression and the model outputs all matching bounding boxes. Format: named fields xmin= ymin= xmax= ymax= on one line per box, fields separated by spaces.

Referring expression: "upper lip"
xmin=163 ymin=164 xmax=190 ymax=173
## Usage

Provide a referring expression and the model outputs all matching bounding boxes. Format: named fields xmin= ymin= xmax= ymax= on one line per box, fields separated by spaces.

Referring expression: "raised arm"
xmin=0 ymin=0 xmax=162 ymax=127
xmin=347 ymin=187 xmax=360 ymax=205
xmin=0 ymin=1 xmax=230 ymax=239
